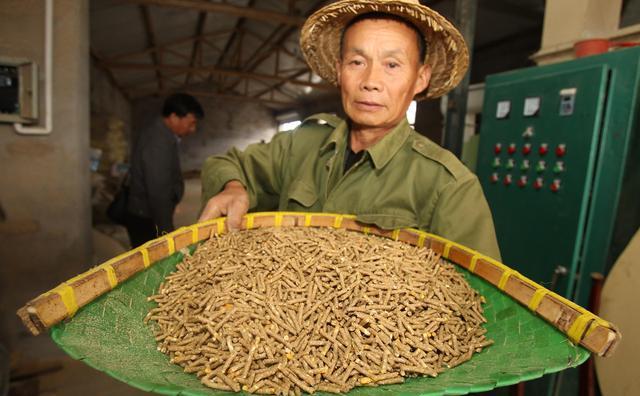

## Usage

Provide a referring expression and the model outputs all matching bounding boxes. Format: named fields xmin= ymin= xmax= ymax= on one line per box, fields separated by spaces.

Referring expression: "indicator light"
xmin=539 ymin=143 xmax=549 ymax=156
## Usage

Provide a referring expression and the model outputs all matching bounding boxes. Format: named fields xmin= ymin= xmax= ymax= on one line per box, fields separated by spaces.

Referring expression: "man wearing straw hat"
xmin=199 ymin=0 xmax=501 ymax=259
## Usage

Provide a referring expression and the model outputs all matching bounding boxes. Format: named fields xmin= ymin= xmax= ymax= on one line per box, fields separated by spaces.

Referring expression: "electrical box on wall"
xmin=0 ymin=57 xmax=38 ymax=124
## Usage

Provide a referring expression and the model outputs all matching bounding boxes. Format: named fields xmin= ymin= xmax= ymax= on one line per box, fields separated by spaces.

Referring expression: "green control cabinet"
xmin=477 ymin=47 xmax=640 ymax=308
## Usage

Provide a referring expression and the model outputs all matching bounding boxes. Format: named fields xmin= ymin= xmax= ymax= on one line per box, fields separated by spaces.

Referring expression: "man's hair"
xmin=339 ymin=12 xmax=427 ymax=63
xmin=162 ymin=93 xmax=204 ymax=119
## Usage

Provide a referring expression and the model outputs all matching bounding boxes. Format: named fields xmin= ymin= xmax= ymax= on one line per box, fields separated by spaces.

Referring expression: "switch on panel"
xmin=533 ymin=178 xmax=544 ymax=190
xmin=553 ymin=161 xmax=565 ymax=174
xmin=518 ymin=176 xmax=528 ymax=188
xmin=539 ymin=143 xmax=549 ymax=156
xmin=522 ymin=126 xmax=535 ymax=139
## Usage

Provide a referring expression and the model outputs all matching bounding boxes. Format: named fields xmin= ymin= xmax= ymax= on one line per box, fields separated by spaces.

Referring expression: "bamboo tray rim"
xmin=17 ymin=211 xmax=621 ymax=358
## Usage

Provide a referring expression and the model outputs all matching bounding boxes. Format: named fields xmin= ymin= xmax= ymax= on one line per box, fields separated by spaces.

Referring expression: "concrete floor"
xmin=7 ymin=179 xmax=203 ymax=395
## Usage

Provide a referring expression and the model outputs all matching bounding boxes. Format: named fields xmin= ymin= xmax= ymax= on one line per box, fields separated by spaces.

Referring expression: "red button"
xmin=556 ymin=144 xmax=567 ymax=157
xmin=494 ymin=143 xmax=502 ymax=154
xmin=503 ymin=174 xmax=512 ymax=186
xmin=490 ymin=173 xmax=499 ymax=184
xmin=551 ymin=179 xmax=561 ymax=192
xmin=539 ymin=143 xmax=549 ymax=156
xmin=533 ymin=178 xmax=544 ymax=190
xmin=518 ymin=176 xmax=528 ymax=188
xmin=522 ymin=143 xmax=532 ymax=155
xmin=508 ymin=143 xmax=517 ymax=155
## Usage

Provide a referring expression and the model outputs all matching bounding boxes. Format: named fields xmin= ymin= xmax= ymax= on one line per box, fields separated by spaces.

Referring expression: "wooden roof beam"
xmin=125 ymin=0 xmax=305 ymax=26
xmin=221 ymin=0 xmax=326 ymax=95
xmin=129 ymin=89 xmax=294 ymax=106
xmin=252 ymin=68 xmax=308 ymax=98
xmin=103 ymin=62 xmax=335 ymax=90
xmin=90 ymin=49 xmax=130 ymax=101
xmin=214 ymin=0 xmax=256 ymax=69
xmin=185 ymin=11 xmax=207 ymax=85
xmin=106 ymin=28 xmax=234 ymax=62
xmin=139 ymin=5 xmax=163 ymax=90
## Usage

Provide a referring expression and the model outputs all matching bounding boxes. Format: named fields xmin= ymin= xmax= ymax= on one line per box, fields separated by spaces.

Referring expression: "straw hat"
xmin=300 ymin=0 xmax=469 ymax=99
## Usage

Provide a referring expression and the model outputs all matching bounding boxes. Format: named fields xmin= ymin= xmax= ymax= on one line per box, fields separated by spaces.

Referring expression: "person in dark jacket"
xmin=125 ymin=93 xmax=204 ymax=247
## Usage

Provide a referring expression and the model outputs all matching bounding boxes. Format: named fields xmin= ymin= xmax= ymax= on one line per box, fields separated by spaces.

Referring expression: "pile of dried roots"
xmin=146 ymin=227 xmax=491 ymax=394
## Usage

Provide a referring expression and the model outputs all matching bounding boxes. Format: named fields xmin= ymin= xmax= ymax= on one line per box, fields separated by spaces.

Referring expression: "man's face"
xmin=337 ymin=19 xmax=431 ymax=132
xmin=167 ymin=113 xmax=198 ymax=137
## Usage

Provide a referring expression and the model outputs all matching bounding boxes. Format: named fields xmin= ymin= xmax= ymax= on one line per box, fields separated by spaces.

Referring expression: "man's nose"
xmin=361 ymin=64 xmax=383 ymax=92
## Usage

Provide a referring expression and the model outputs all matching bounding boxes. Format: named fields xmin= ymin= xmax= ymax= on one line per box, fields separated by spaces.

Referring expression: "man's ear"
xmin=413 ymin=64 xmax=432 ymax=95
xmin=335 ymin=60 xmax=342 ymax=85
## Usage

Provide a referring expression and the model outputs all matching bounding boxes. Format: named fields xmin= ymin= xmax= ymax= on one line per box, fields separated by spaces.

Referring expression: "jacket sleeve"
xmin=428 ymin=174 xmax=502 ymax=261
xmin=201 ymin=131 xmax=293 ymax=211
xmin=141 ymin=135 xmax=177 ymax=233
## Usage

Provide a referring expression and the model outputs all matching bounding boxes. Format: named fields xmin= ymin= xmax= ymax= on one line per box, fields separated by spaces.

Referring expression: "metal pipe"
xmin=14 ymin=0 xmax=53 ymax=135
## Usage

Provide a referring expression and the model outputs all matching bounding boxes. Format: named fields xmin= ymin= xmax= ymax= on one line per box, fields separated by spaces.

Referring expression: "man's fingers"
xmin=226 ymin=200 xmax=247 ymax=231
xmin=198 ymin=199 xmax=222 ymax=222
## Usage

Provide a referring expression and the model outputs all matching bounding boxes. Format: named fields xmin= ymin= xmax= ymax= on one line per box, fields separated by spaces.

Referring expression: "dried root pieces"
xmin=146 ymin=227 xmax=491 ymax=394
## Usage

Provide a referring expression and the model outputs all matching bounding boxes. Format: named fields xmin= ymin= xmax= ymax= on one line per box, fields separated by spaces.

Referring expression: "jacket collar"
xmin=319 ymin=118 xmax=412 ymax=170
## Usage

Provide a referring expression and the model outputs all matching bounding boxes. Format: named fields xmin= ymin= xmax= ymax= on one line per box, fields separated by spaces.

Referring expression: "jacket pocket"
xmin=286 ymin=180 xmax=318 ymax=208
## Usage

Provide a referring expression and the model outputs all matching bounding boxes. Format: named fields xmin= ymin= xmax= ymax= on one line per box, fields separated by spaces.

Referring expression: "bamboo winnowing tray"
xmin=17 ymin=212 xmax=621 ymax=395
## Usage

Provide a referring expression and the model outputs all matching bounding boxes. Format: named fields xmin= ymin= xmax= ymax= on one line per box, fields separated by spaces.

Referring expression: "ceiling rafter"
xmin=106 ymin=28 xmax=235 ymax=62
xmin=163 ymin=47 xmax=192 ymax=62
xmin=102 ymin=62 xmax=334 ymax=91
xmin=252 ymin=68 xmax=308 ymax=99
xmin=124 ymin=0 xmax=305 ymax=26
xmin=222 ymin=24 xmax=294 ymax=93
xmin=223 ymin=0 xmax=326 ymax=97
xmin=185 ymin=11 xmax=207 ymax=85
xmin=139 ymin=5 xmax=163 ymax=90
xmin=130 ymin=89 xmax=294 ymax=106
xmin=215 ymin=0 xmax=256 ymax=69
xmin=98 ymin=0 xmax=333 ymax=106
xmin=90 ymin=49 xmax=130 ymax=100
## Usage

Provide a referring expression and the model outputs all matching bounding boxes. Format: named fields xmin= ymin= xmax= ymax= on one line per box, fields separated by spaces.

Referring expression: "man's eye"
xmin=349 ymin=60 xmax=363 ymax=66
xmin=388 ymin=62 xmax=399 ymax=69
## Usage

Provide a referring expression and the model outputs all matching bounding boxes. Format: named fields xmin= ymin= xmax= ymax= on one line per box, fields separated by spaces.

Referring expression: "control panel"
xmin=476 ymin=45 xmax=640 ymax=396
xmin=477 ymin=64 xmax=609 ymax=298
xmin=488 ymin=133 xmax=567 ymax=192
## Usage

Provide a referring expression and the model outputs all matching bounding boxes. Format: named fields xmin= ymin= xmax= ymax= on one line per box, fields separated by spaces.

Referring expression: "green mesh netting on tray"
xmin=50 ymin=244 xmax=589 ymax=396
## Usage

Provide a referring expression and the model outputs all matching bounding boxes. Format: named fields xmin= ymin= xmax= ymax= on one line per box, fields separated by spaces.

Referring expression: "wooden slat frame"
xmin=17 ymin=212 xmax=620 ymax=358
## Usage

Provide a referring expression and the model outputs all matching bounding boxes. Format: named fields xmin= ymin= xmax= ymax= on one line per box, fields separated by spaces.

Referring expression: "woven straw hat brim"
xmin=300 ymin=0 xmax=469 ymax=99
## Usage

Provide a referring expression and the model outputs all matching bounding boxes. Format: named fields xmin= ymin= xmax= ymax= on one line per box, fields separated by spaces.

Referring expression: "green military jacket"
xmin=202 ymin=113 xmax=501 ymax=260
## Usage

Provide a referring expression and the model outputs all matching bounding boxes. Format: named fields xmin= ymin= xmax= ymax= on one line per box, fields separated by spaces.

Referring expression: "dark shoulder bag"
xmin=106 ymin=174 xmax=130 ymax=225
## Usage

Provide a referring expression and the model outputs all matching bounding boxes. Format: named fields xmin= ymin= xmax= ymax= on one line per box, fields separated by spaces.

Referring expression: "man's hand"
xmin=198 ymin=180 xmax=249 ymax=230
